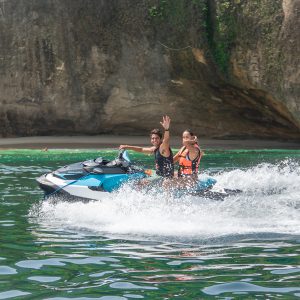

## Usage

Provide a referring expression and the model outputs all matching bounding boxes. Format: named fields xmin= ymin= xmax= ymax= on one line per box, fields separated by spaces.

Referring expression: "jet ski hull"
xmin=37 ymin=172 xmax=239 ymax=202
xmin=37 ymin=174 xmax=59 ymax=195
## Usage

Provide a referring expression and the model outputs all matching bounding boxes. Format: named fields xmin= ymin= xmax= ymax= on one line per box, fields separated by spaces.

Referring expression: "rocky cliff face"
xmin=0 ymin=0 xmax=299 ymax=139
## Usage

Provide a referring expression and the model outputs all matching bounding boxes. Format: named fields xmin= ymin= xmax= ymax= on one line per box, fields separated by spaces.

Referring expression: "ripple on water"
xmin=167 ymin=259 xmax=204 ymax=266
xmin=16 ymin=258 xmax=65 ymax=269
xmin=89 ymin=270 xmax=115 ymax=277
xmin=16 ymin=257 xmax=119 ymax=269
xmin=0 ymin=202 xmax=20 ymax=206
xmin=0 ymin=290 xmax=31 ymax=299
xmin=28 ymin=276 xmax=61 ymax=282
xmin=47 ymin=297 xmax=127 ymax=300
xmin=110 ymin=282 xmax=158 ymax=290
xmin=202 ymin=281 xmax=300 ymax=296
xmin=123 ymin=294 xmax=144 ymax=299
xmin=0 ymin=266 xmax=17 ymax=275
xmin=269 ymin=267 xmax=300 ymax=275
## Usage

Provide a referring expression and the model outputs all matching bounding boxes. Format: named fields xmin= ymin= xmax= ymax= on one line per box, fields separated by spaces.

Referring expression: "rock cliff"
xmin=0 ymin=0 xmax=299 ymax=139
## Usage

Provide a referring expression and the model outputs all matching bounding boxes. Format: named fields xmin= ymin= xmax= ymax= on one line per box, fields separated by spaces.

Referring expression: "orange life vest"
xmin=178 ymin=145 xmax=201 ymax=177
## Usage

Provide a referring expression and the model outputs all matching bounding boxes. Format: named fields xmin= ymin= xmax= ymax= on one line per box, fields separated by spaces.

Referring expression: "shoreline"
xmin=0 ymin=135 xmax=299 ymax=150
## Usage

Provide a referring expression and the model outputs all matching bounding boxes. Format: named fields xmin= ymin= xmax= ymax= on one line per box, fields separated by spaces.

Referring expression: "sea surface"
xmin=0 ymin=149 xmax=300 ymax=299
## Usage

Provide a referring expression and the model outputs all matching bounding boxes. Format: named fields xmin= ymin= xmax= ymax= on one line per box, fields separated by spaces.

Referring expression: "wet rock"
xmin=0 ymin=0 xmax=299 ymax=139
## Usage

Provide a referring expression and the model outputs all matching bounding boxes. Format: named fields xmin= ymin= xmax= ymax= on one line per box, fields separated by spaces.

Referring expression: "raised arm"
xmin=159 ymin=115 xmax=171 ymax=157
xmin=119 ymin=145 xmax=155 ymax=155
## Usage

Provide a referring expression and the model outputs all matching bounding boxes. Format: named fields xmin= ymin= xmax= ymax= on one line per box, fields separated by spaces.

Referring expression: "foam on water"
xmin=33 ymin=160 xmax=300 ymax=239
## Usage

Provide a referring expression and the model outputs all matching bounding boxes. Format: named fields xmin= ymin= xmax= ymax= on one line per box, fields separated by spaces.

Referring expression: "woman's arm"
xmin=173 ymin=146 xmax=185 ymax=162
xmin=173 ymin=151 xmax=180 ymax=163
xmin=188 ymin=145 xmax=201 ymax=161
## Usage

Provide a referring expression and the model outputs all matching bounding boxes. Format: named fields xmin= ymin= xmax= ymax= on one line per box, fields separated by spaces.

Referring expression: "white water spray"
xmin=33 ymin=160 xmax=300 ymax=239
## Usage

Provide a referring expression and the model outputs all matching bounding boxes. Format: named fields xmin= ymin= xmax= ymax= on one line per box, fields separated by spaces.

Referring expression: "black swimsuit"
xmin=154 ymin=147 xmax=174 ymax=178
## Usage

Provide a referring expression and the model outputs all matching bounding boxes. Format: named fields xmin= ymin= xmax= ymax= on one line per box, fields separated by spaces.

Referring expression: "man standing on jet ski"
xmin=119 ymin=115 xmax=174 ymax=178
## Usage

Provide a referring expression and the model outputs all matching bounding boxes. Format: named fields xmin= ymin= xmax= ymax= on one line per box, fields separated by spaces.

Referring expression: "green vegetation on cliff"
xmin=208 ymin=0 xmax=237 ymax=74
xmin=148 ymin=0 xmax=237 ymax=74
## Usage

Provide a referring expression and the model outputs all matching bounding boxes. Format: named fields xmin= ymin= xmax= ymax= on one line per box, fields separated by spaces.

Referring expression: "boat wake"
xmin=31 ymin=160 xmax=300 ymax=240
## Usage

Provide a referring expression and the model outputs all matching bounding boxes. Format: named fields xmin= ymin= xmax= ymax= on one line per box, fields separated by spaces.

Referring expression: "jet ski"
xmin=36 ymin=150 xmax=239 ymax=201
xmin=37 ymin=150 xmax=146 ymax=201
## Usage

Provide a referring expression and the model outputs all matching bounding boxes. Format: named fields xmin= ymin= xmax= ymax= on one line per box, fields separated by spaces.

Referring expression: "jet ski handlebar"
xmin=83 ymin=150 xmax=133 ymax=173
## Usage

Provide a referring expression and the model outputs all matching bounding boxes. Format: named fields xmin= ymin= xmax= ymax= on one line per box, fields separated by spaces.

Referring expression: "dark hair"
xmin=183 ymin=129 xmax=195 ymax=136
xmin=150 ymin=128 xmax=162 ymax=139
xmin=183 ymin=129 xmax=199 ymax=146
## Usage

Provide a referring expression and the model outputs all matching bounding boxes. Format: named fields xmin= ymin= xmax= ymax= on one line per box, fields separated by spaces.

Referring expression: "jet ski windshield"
xmin=120 ymin=150 xmax=131 ymax=163
xmin=104 ymin=150 xmax=143 ymax=173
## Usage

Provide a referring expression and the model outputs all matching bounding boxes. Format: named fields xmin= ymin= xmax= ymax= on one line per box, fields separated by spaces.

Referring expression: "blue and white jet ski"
xmin=36 ymin=150 xmax=239 ymax=201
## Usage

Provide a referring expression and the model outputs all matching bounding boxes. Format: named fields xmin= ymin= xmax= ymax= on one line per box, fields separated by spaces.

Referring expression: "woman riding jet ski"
xmin=36 ymin=150 xmax=240 ymax=201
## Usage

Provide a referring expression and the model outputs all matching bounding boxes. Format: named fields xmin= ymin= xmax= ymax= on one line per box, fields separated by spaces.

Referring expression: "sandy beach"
xmin=0 ymin=135 xmax=299 ymax=150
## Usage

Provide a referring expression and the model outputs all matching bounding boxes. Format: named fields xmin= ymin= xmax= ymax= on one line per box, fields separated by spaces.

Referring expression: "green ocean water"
xmin=0 ymin=149 xmax=300 ymax=299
